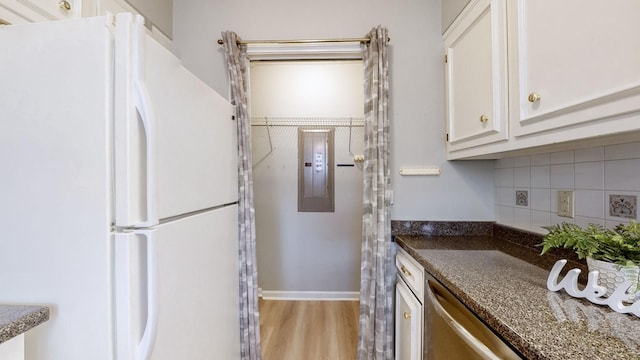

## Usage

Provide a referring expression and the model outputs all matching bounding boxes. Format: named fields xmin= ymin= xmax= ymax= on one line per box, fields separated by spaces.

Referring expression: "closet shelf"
xmin=250 ymin=117 xmax=364 ymax=127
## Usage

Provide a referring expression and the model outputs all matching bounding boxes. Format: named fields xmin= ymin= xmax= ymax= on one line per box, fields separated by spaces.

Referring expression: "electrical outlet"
xmin=558 ymin=190 xmax=574 ymax=218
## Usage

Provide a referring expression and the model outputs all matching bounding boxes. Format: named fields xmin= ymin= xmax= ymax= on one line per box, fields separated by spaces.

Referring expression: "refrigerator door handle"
xmin=114 ymin=228 xmax=160 ymax=360
xmin=114 ymin=13 xmax=158 ymax=228
xmin=132 ymin=14 xmax=158 ymax=228
xmin=132 ymin=78 xmax=158 ymax=228
xmin=137 ymin=229 xmax=159 ymax=360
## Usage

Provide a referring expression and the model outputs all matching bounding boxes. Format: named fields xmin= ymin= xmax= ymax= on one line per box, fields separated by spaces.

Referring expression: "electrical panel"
xmin=298 ymin=128 xmax=334 ymax=212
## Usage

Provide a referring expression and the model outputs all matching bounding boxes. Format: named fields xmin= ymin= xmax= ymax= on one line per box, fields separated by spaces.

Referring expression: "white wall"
xmin=250 ymin=61 xmax=364 ymax=293
xmin=172 ymin=0 xmax=495 ymax=220
xmin=441 ymin=0 xmax=470 ymax=33
xmin=174 ymin=0 xmax=494 ymax=220
xmin=128 ymin=0 xmax=172 ymax=37
xmin=495 ymin=142 xmax=640 ymax=233
xmin=250 ymin=61 xmax=364 ymax=118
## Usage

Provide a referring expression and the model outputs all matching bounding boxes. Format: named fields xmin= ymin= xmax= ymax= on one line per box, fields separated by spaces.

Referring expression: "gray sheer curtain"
xmin=221 ymin=31 xmax=262 ymax=360
xmin=357 ymin=26 xmax=392 ymax=360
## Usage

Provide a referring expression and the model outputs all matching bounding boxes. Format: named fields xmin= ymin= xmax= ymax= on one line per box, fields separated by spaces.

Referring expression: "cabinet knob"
xmin=528 ymin=92 xmax=541 ymax=103
xmin=400 ymin=265 xmax=412 ymax=277
xmin=59 ymin=0 xmax=71 ymax=11
xmin=403 ymin=312 xmax=411 ymax=320
xmin=479 ymin=115 xmax=489 ymax=123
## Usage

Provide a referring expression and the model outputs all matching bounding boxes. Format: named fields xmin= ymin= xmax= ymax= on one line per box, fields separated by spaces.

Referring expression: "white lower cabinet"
xmin=395 ymin=247 xmax=424 ymax=360
xmin=396 ymin=276 xmax=423 ymax=360
xmin=0 ymin=334 xmax=24 ymax=360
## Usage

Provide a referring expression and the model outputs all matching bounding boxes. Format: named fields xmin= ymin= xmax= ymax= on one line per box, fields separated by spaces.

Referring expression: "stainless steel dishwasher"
xmin=424 ymin=274 xmax=523 ymax=360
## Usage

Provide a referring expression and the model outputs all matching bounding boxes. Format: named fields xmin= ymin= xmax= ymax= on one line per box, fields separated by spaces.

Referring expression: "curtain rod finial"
xmin=217 ymin=39 xmax=224 ymax=45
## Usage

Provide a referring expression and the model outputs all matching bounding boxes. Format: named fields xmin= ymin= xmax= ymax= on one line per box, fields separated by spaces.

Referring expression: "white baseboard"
xmin=260 ymin=290 xmax=360 ymax=301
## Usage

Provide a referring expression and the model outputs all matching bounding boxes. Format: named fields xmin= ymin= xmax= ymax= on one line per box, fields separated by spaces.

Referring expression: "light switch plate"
xmin=558 ymin=190 xmax=574 ymax=218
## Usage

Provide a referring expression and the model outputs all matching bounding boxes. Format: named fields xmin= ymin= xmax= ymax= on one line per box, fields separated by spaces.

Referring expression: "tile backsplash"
xmin=494 ymin=141 xmax=640 ymax=234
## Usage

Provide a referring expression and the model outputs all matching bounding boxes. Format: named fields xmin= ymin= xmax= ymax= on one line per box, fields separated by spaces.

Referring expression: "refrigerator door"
xmin=0 ymin=17 xmax=115 ymax=359
xmin=113 ymin=13 xmax=238 ymax=228
xmin=114 ymin=205 xmax=241 ymax=359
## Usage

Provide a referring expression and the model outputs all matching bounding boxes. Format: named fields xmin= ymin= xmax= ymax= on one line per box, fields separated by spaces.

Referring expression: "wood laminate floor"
xmin=259 ymin=299 xmax=360 ymax=360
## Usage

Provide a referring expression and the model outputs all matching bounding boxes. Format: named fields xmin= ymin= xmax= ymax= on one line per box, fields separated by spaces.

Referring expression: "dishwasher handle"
xmin=426 ymin=281 xmax=502 ymax=360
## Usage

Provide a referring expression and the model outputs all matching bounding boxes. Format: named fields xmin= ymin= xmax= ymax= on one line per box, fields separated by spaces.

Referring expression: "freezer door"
xmin=114 ymin=205 xmax=240 ymax=359
xmin=114 ymin=13 xmax=238 ymax=227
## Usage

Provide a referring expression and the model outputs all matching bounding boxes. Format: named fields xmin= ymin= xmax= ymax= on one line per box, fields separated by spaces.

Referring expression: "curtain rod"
xmin=216 ymin=37 xmax=390 ymax=45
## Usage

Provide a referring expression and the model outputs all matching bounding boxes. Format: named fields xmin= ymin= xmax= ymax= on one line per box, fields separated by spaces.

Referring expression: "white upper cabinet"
xmin=21 ymin=0 xmax=78 ymax=19
xmin=0 ymin=0 xmax=79 ymax=23
xmin=446 ymin=0 xmax=640 ymax=159
xmin=0 ymin=0 xmax=173 ymax=49
xmin=508 ymin=0 xmax=640 ymax=136
xmin=444 ymin=0 xmax=508 ymax=152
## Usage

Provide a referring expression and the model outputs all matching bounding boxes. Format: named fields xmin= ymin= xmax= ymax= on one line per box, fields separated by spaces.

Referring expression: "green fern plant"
xmin=540 ymin=221 xmax=640 ymax=267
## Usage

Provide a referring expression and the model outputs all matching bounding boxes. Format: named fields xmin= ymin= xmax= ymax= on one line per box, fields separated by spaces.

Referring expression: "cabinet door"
xmin=395 ymin=278 xmax=423 ymax=360
xmin=0 ymin=4 xmax=30 ymax=23
xmin=509 ymin=0 xmax=640 ymax=136
xmin=17 ymin=0 xmax=77 ymax=19
xmin=0 ymin=0 xmax=77 ymax=22
xmin=444 ymin=0 xmax=508 ymax=153
xmin=0 ymin=335 xmax=24 ymax=360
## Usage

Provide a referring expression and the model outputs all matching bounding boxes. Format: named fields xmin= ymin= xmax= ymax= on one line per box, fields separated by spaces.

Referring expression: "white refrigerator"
xmin=0 ymin=13 xmax=241 ymax=360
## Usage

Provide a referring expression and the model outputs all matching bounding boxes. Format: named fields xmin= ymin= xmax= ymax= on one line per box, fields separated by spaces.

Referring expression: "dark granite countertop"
xmin=0 ymin=305 xmax=49 ymax=344
xmin=393 ymin=222 xmax=640 ymax=360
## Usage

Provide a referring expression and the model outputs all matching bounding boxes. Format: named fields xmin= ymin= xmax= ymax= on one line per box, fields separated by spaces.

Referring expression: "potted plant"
xmin=540 ymin=221 xmax=640 ymax=301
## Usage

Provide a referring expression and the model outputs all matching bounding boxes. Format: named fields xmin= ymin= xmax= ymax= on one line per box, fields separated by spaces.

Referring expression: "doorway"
xmin=250 ymin=60 xmax=364 ymax=297
xmin=249 ymin=59 xmax=364 ymax=359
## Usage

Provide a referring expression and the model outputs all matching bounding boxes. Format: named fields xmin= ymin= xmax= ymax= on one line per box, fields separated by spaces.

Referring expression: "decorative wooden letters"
xmin=547 ymin=259 xmax=640 ymax=317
